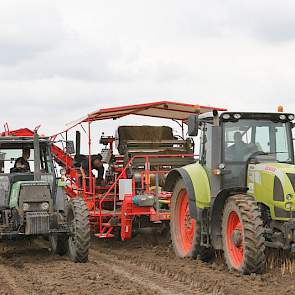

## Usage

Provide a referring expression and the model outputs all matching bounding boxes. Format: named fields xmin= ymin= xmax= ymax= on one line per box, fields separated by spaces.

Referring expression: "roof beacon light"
xmin=288 ymin=114 xmax=295 ymax=121
xmin=233 ymin=113 xmax=241 ymax=119
xmin=279 ymin=114 xmax=286 ymax=120
xmin=278 ymin=105 xmax=284 ymax=112
xmin=212 ymin=169 xmax=221 ymax=176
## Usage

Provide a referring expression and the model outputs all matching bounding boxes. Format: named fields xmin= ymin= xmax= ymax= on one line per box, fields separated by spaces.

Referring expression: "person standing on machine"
xmin=81 ymin=154 xmax=104 ymax=185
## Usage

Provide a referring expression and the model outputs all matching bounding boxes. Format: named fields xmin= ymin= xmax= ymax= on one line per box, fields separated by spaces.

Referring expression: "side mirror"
xmin=66 ymin=141 xmax=75 ymax=154
xmin=188 ymin=115 xmax=199 ymax=136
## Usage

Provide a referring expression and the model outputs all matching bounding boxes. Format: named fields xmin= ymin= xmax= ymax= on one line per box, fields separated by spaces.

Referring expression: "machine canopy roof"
xmin=68 ymin=101 xmax=226 ymax=127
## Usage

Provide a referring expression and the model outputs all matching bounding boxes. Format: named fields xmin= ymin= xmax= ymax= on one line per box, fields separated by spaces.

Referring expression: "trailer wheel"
xmin=50 ymin=234 xmax=68 ymax=256
xmin=67 ymin=198 xmax=90 ymax=263
xmin=222 ymin=194 xmax=265 ymax=274
xmin=170 ymin=179 xmax=212 ymax=260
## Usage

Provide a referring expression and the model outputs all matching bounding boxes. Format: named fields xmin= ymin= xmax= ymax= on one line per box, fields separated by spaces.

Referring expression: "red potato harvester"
xmin=48 ymin=101 xmax=226 ymax=240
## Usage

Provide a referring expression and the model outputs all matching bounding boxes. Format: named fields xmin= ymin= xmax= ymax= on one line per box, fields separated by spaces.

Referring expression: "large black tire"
xmin=67 ymin=198 xmax=90 ymax=263
xmin=222 ymin=194 xmax=265 ymax=274
xmin=170 ymin=179 xmax=212 ymax=261
xmin=50 ymin=234 xmax=68 ymax=256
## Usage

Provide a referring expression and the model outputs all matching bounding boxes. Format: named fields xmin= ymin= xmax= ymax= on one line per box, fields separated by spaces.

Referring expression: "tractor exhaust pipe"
xmin=76 ymin=131 xmax=81 ymax=155
xmin=33 ymin=132 xmax=41 ymax=181
xmin=213 ymin=109 xmax=219 ymax=126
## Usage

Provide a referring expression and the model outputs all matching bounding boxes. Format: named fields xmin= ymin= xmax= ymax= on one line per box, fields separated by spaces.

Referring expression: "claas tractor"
xmin=166 ymin=110 xmax=295 ymax=274
xmin=0 ymin=131 xmax=90 ymax=262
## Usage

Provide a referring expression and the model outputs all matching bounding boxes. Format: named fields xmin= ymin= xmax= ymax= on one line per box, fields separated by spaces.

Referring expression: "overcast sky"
xmin=1 ymin=0 xmax=295 ymax=140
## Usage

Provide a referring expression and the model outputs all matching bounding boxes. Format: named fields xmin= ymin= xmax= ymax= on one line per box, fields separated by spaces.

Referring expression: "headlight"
xmin=233 ymin=113 xmax=241 ymax=119
xmin=222 ymin=114 xmax=231 ymax=120
xmin=219 ymin=163 xmax=225 ymax=169
xmin=23 ymin=202 xmax=30 ymax=211
xmin=41 ymin=202 xmax=49 ymax=210
xmin=286 ymin=194 xmax=293 ymax=201
xmin=279 ymin=114 xmax=286 ymax=120
xmin=286 ymin=202 xmax=293 ymax=210
xmin=288 ymin=114 xmax=295 ymax=121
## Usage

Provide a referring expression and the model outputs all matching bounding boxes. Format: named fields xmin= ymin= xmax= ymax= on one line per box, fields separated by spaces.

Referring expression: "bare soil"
xmin=0 ymin=233 xmax=294 ymax=295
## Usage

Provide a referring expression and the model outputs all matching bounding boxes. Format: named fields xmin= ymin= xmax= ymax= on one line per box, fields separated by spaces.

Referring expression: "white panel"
xmin=119 ymin=179 xmax=133 ymax=200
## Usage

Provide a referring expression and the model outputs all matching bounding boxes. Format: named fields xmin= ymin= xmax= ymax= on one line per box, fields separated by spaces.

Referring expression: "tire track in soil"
xmin=92 ymin=237 xmax=295 ymax=295
xmin=89 ymin=250 xmax=206 ymax=295
xmin=0 ymin=262 xmax=25 ymax=295
xmin=0 ymin=240 xmax=169 ymax=295
xmin=91 ymin=247 xmax=222 ymax=295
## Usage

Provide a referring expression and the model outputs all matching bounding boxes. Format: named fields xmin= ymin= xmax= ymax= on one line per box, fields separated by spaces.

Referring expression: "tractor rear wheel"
xmin=222 ymin=194 xmax=265 ymax=274
xmin=67 ymin=197 xmax=90 ymax=263
xmin=50 ymin=234 xmax=68 ymax=256
xmin=170 ymin=179 xmax=212 ymax=261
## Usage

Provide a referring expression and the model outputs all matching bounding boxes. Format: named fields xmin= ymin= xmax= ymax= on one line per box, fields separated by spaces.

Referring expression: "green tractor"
xmin=166 ymin=110 xmax=295 ymax=274
xmin=0 ymin=131 xmax=90 ymax=262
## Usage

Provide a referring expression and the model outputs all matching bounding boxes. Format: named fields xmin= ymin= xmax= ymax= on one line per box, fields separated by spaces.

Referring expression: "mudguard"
xmin=165 ymin=162 xmax=211 ymax=220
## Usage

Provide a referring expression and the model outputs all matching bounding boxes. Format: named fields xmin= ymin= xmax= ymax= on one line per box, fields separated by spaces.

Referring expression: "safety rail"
xmin=98 ymin=153 xmax=197 ymax=233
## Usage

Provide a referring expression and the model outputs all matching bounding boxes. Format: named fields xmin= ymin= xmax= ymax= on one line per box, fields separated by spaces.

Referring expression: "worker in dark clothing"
xmin=12 ymin=148 xmax=31 ymax=172
xmin=81 ymin=154 xmax=104 ymax=185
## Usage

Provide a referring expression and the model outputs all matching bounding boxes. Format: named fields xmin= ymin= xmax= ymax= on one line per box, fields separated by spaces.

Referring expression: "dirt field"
xmin=0 ymin=234 xmax=294 ymax=295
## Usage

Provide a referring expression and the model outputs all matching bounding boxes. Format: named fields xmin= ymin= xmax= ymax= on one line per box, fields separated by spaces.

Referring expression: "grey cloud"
xmin=1 ymin=0 xmax=295 ymax=137
xmin=174 ymin=0 xmax=295 ymax=43
xmin=224 ymin=0 xmax=295 ymax=43
xmin=0 ymin=0 xmax=64 ymax=65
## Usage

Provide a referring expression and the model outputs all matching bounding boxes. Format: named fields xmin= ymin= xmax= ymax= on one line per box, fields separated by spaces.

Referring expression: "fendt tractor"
xmin=167 ymin=108 xmax=295 ymax=274
xmin=0 ymin=129 xmax=90 ymax=262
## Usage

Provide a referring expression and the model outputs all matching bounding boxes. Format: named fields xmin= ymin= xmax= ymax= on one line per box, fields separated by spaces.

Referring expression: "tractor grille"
xmin=25 ymin=211 xmax=50 ymax=235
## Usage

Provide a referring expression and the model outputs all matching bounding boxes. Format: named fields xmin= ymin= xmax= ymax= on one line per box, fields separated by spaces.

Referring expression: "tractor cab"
xmin=0 ymin=135 xmax=55 ymax=209
xmin=194 ymin=111 xmax=294 ymax=191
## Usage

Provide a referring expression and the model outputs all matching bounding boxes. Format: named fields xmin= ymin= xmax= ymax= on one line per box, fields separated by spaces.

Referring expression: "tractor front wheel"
xmin=222 ymin=194 xmax=265 ymax=274
xmin=67 ymin=198 xmax=90 ymax=263
xmin=50 ymin=234 xmax=68 ymax=256
xmin=170 ymin=179 xmax=212 ymax=261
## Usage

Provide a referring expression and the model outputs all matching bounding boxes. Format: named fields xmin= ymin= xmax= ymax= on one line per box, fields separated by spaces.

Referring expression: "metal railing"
xmin=97 ymin=153 xmax=196 ymax=233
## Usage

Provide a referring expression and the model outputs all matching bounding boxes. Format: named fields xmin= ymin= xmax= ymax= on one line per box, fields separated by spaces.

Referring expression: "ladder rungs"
xmin=95 ymin=233 xmax=114 ymax=238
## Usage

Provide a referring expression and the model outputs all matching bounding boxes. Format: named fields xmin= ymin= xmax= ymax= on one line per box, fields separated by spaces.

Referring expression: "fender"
xmin=165 ymin=163 xmax=211 ymax=220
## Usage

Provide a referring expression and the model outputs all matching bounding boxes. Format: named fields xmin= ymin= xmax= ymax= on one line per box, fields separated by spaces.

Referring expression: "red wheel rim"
xmin=177 ymin=189 xmax=195 ymax=255
xmin=226 ymin=211 xmax=244 ymax=269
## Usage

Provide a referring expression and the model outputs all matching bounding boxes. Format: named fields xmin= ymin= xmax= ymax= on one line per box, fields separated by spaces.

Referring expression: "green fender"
xmin=165 ymin=162 xmax=211 ymax=219
xmin=182 ymin=163 xmax=211 ymax=208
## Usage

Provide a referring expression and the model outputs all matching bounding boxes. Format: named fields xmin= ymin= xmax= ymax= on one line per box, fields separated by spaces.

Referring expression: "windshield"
xmin=223 ymin=120 xmax=293 ymax=163
xmin=0 ymin=145 xmax=53 ymax=174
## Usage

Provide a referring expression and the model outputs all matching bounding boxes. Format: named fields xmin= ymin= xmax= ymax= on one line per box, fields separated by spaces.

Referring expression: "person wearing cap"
xmin=13 ymin=148 xmax=31 ymax=172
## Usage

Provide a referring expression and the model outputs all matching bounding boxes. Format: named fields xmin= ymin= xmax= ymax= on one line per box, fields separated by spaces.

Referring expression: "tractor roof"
xmin=0 ymin=137 xmax=50 ymax=144
xmin=0 ymin=128 xmax=49 ymax=143
xmin=199 ymin=111 xmax=295 ymax=122
xmin=0 ymin=128 xmax=35 ymax=137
